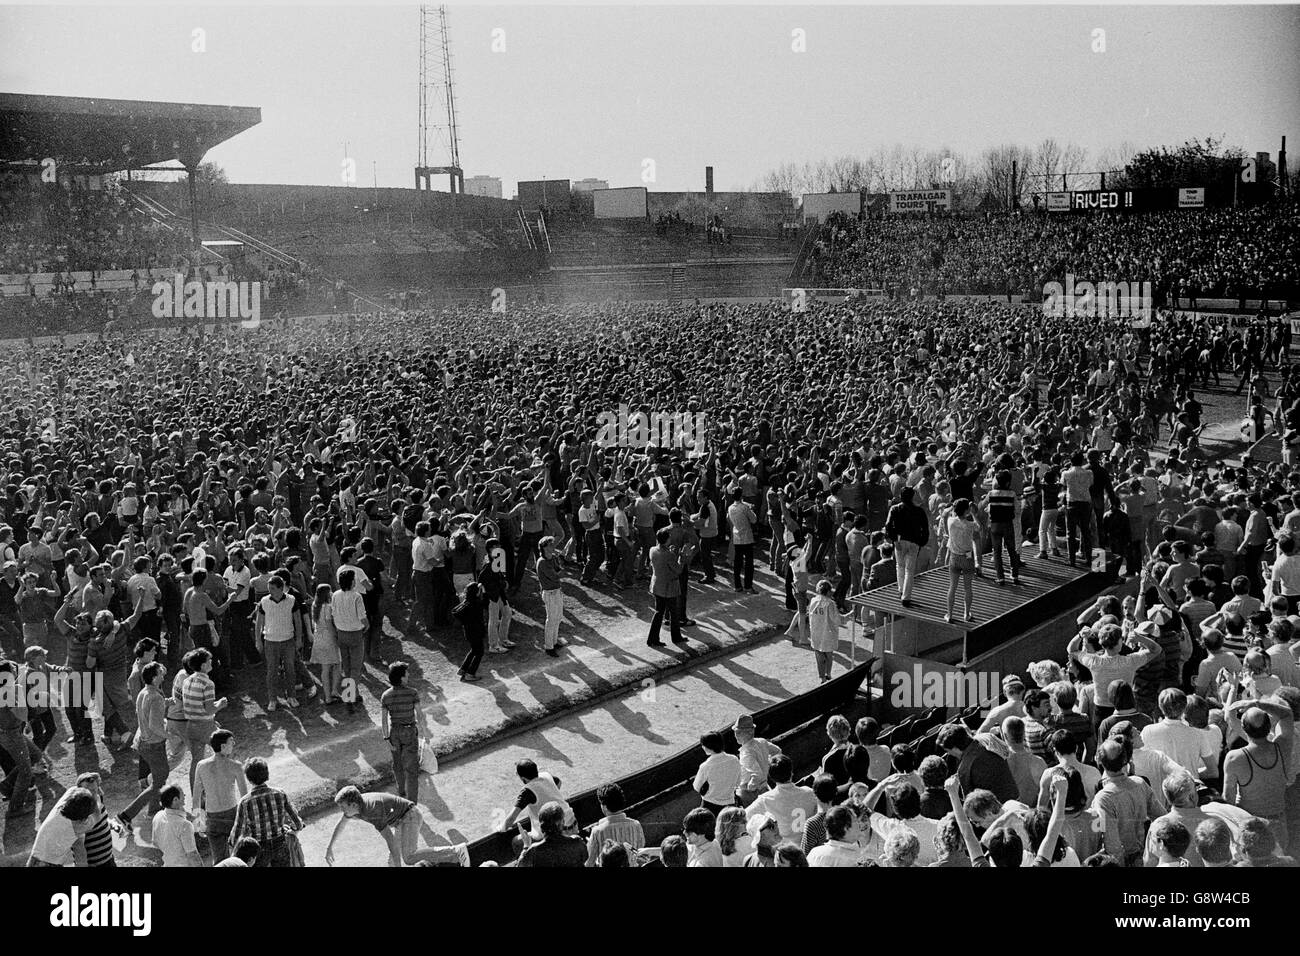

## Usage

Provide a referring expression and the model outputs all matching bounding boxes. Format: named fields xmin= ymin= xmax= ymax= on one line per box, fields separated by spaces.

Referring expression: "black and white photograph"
xmin=0 ymin=0 xmax=1298 ymax=935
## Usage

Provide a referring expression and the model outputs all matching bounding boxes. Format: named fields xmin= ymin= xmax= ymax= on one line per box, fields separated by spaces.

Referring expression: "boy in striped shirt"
xmin=181 ymin=649 xmax=227 ymax=794
xmin=73 ymin=772 xmax=119 ymax=867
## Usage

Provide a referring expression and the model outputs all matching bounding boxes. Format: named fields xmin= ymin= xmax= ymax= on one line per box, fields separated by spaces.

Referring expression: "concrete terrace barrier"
xmin=464 ymin=658 xmax=873 ymax=865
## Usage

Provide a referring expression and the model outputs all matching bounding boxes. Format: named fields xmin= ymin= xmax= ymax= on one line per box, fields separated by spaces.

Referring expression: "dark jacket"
xmin=477 ymin=564 xmax=509 ymax=604
xmin=516 ymin=834 xmax=587 ymax=868
xmin=957 ymin=741 xmax=1019 ymax=804
xmin=649 ymin=545 xmax=684 ymax=598
xmin=453 ymin=593 xmax=487 ymax=640
xmin=865 ymin=482 xmax=891 ymax=531
xmin=884 ymin=501 xmax=930 ymax=547
xmin=865 ymin=556 xmax=897 ymax=590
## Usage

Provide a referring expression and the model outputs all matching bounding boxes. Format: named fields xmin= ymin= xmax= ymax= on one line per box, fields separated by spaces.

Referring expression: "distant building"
xmin=464 ymin=175 xmax=502 ymax=198
xmin=572 ymin=178 xmax=609 ymax=192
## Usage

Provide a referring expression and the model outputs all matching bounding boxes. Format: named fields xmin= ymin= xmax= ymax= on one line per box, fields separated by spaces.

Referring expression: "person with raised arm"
xmin=1067 ymin=619 xmax=1163 ymax=731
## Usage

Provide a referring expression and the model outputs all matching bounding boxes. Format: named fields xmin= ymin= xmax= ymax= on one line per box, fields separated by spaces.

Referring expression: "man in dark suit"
xmin=856 ymin=542 xmax=898 ymax=626
xmin=665 ymin=509 xmax=700 ymax=626
xmin=864 ymin=542 xmax=896 ymax=590
xmin=648 ymin=527 xmax=693 ymax=647
xmin=936 ymin=724 xmax=1019 ymax=804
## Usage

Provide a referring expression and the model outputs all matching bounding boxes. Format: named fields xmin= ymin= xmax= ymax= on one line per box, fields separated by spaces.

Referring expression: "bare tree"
xmin=919 ymin=148 xmax=955 ymax=189
xmin=926 ymin=147 xmax=977 ymax=206
xmin=873 ymin=144 xmax=909 ymax=192
xmin=753 ymin=141 xmax=1061 ymax=203
xmin=1058 ymin=142 xmax=1089 ymax=190
xmin=980 ymin=144 xmax=1033 ymax=209
xmin=826 ymin=155 xmax=870 ymax=192
xmin=809 ymin=159 xmax=833 ymax=193
xmin=1094 ymin=140 xmax=1139 ymax=182
xmin=1031 ymin=138 xmax=1063 ymax=196
xmin=756 ymin=162 xmax=804 ymax=197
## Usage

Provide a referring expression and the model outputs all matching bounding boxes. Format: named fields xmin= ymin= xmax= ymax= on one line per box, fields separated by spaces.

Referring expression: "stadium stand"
xmin=809 ymin=204 xmax=1300 ymax=300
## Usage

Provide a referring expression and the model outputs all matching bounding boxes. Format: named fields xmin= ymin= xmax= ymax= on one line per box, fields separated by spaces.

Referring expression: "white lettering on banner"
xmin=888 ymin=189 xmax=951 ymax=214
xmin=1070 ymin=190 xmax=1133 ymax=211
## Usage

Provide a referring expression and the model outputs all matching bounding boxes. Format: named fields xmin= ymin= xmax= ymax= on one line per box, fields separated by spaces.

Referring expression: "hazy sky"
xmin=1 ymin=4 xmax=1297 ymax=195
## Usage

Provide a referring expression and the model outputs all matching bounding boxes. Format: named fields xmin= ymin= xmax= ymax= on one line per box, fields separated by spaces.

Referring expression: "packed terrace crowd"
xmin=0 ymin=177 xmax=195 ymax=275
xmin=1 ymin=197 xmax=1300 ymax=866
xmin=812 ymin=202 xmax=1300 ymax=300
xmin=0 ymin=265 xmax=345 ymax=339
xmin=0 ymin=177 xmax=357 ymax=338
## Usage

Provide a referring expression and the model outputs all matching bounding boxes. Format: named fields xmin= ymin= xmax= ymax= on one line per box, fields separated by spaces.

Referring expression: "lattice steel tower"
xmin=415 ymin=5 xmax=463 ymax=194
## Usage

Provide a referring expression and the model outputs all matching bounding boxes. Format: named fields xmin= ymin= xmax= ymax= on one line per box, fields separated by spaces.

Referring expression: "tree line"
xmin=753 ymin=137 xmax=1249 ymax=209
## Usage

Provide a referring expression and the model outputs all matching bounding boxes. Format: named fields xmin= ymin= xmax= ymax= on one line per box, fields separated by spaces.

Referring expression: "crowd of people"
xmin=0 ymin=177 xmax=369 ymax=338
xmin=0 ymin=176 xmax=194 ymax=275
xmin=653 ymin=211 xmax=694 ymax=239
xmin=1 ymin=195 xmax=1298 ymax=866
xmin=491 ymin=664 xmax=1297 ymax=867
xmin=459 ymin=301 xmax=1300 ymax=866
xmin=0 ymin=259 xmax=351 ymax=339
xmin=812 ymin=202 xmax=1300 ymax=300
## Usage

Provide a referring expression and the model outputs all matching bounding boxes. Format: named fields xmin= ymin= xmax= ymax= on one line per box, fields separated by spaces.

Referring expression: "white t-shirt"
xmin=577 ymin=504 xmax=601 ymax=531
xmin=722 ymin=833 xmax=753 ymax=867
xmin=872 ymin=815 xmax=940 ymax=866
xmin=1142 ymin=719 xmax=1216 ymax=777
xmin=727 ymin=502 xmax=756 ymax=545
xmin=807 ymin=839 xmax=862 ymax=867
xmin=330 ymin=589 xmax=368 ymax=632
xmin=337 ymin=563 xmax=371 ymax=593
xmin=125 ymin=571 xmax=161 ymax=613
xmin=30 ymin=810 xmax=79 ymax=865
xmin=223 ymin=565 xmax=252 ymax=603
xmin=694 ymin=753 xmax=742 ymax=804
xmin=151 ymin=808 xmax=197 ymax=867
xmin=947 ymin=515 xmax=979 ymax=557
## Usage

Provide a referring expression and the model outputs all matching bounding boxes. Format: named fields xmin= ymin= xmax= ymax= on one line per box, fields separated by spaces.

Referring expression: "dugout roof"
xmin=851 ymin=545 xmax=1111 ymax=662
xmin=0 ymin=92 xmax=261 ymax=171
